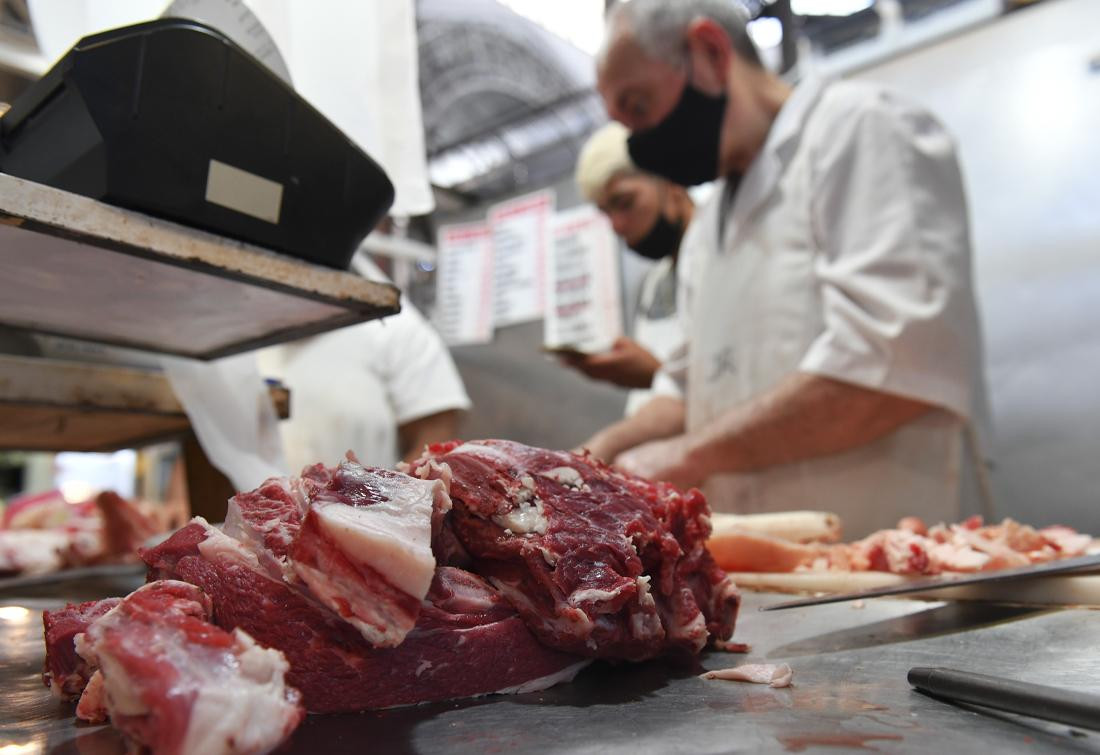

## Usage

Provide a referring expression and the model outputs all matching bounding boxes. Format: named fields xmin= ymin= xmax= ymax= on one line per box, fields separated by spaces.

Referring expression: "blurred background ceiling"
xmin=415 ymin=0 xmax=1011 ymax=208
xmin=417 ymin=0 xmax=606 ymax=208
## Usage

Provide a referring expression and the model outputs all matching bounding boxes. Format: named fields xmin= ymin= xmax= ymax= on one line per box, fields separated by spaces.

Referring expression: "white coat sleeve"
xmin=798 ymin=91 xmax=980 ymax=421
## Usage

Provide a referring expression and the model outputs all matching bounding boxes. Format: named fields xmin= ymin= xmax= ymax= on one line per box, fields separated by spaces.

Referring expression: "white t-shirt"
xmin=256 ymin=276 xmax=470 ymax=472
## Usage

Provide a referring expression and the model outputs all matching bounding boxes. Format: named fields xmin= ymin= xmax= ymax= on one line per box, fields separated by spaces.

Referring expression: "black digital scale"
xmin=0 ymin=18 xmax=394 ymax=269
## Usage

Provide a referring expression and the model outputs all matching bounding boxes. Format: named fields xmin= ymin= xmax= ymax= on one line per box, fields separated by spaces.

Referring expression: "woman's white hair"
xmin=606 ymin=0 xmax=761 ymax=68
xmin=575 ymin=122 xmax=638 ymax=202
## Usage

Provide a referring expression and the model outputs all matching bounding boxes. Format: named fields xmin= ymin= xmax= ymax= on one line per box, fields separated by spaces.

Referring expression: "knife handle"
xmin=909 ymin=667 xmax=1100 ymax=730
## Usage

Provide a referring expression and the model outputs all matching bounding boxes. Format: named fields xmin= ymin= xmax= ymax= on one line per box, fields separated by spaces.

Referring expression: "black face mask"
xmin=629 ymin=212 xmax=683 ymax=261
xmin=627 ymin=78 xmax=728 ymax=187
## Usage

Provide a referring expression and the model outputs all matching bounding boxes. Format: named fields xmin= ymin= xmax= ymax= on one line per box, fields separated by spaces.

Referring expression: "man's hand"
xmin=557 ymin=337 xmax=661 ymax=389
xmin=576 ymin=396 xmax=686 ymax=463
xmin=614 ymin=434 xmax=705 ymax=490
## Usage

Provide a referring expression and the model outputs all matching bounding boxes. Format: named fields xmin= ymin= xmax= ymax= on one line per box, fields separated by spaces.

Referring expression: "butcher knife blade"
xmin=759 ymin=552 xmax=1100 ymax=611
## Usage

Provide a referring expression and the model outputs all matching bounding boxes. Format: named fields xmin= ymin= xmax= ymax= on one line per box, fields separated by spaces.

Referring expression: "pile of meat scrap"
xmin=0 ymin=490 xmax=171 ymax=577
xmin=708 ymin=513 xmax=1098 ymax=575
xmin=43 ymin=440 xmax=741 ymax=755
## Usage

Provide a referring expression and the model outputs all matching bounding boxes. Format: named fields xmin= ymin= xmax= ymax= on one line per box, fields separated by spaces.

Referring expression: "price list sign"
xmin=487 ymin=190 xmax=554 ymax=328
xmin=544 ymin=205 xmax=623 ymax=353
xmin=434 ymin=221 xmax=494 ymax=345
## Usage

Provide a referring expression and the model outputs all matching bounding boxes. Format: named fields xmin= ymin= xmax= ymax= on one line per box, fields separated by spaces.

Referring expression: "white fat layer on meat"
xmin=630 ymin=576 xmax=663 ymax=640
xmin=568 ymin=584 xmax=629 ymax=607
xmin=306 ymin=478 xmax=439 ymax=599
xmin=179 ymin=629 xmax=300 ymax=755
xmin=409 ymin=459 xmax=454 ymax=492
xmin=196 ymin=519 xmax=267 ymax=573
xmin=494 ymin=660 xmax=593 ymax=695
xmin=447 ymin=442 xmax=513 ymax=462
xmin=492 ymin=496 xmax=548 ymax=536
xmin=291 ymin=560 xmax=405 ymax=647
xmin=95 ymin=652 xmax=148 ymax=716
xmin=443 ymin=577 xmax=501 ymax=614
xmin=669 ymin=610 xmax=708 ymax=652
xmin=73 ymin=631 xmax=95 ymax=668
xmin=630 ymin=609 xmax=664 ymax=641
xmin=541 ymin=466 xmax=582 ymax=489
xmin=491 ymin=578 xmax=594 ymax=636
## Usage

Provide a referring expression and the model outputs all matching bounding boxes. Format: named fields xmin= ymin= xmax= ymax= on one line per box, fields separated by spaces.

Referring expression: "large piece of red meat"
xmin=224 ymin=457 xmax=448 ymax=647
xmin=69 ymin=580 xmax=303 ymax=755
xmin=140 ymin=520 xmax=587 ymax=712
xmin=42 ymin=597 xmax=121 ymax=700
xmin=405 ymin=440 xmax=740 ymax=661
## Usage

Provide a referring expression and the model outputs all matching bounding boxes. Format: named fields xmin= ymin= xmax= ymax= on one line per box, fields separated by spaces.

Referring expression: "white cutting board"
xmin=729 ymin=571 xmax=1100 ymax=607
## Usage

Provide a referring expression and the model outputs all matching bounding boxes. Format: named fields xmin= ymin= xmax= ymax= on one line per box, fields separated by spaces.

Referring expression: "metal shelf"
xmin=0 ymin=173 xmax=400 ymax=360
xmin=0 ymin=354 xmax=289 ymax=453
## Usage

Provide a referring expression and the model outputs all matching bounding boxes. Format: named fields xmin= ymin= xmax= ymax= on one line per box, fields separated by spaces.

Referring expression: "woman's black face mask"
xmin=629 ymin=211 xmax=683 ymax=261
xmin=626 ymin=58 xmax=728 ymax=187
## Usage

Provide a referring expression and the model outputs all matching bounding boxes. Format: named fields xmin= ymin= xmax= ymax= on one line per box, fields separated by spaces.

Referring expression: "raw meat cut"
xmin=405 ymin=440 xmax=740 ymax=661
xmin=0 ymin=489 xmax=167 ymax=576
xmin=94 ymin=491 xmax=161 ymax=558
xmin=701 ymin=663 xmax=793 ymax=688
xmin=142 ymin=519 xmax=587 ymax=712
xmin=72 ymin=580 xmax=303 ymax=755
xmin=709 ymin=516 xmax=1099 ymax=576
xmin=225 ymin=457 xmax=448 ymax=647
xmin=222 ymin=475 xmax=308 ymax=579
xmin=45 ymin=439 xmax=743 ymax=732
xmin=0 ymin=529 xmax=72 ymax=576
xmin=42 ymin=597 xmax=122 ymax=700
xmin=289 ymin=462 xmax=447 ymax=647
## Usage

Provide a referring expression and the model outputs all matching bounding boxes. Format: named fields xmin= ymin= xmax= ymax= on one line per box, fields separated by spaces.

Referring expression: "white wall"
xmin=851 ymin=0 xmax=1100 ymax=530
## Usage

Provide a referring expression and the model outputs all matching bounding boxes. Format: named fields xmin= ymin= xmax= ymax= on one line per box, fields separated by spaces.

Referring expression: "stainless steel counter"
xmin=2 ymin=584 xmax=1098 ymax=754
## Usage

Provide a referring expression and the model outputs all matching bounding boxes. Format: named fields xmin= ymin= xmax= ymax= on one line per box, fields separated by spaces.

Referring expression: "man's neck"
xmin=726 ymin=70 xmax=794 ymax=176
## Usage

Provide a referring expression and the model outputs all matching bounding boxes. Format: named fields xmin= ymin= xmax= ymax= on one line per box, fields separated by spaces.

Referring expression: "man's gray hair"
xmin=607 ymin=0 xmax=761 ymax=68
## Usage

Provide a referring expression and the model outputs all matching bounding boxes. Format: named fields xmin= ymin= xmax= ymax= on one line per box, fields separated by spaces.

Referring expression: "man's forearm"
xmin=686 ymin=373 xmax=934 ymax=478
xmin=582 ymin=396 xmax=685 ymax=461
xmin=399 ymin=409 xmax=463 ymax=463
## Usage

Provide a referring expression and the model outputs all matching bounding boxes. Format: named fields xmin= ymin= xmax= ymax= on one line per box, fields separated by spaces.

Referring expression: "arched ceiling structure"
xmin=417 ymin=0 xmax=606 ymax=203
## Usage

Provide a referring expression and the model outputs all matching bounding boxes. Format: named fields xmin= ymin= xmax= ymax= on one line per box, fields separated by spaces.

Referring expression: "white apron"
xmin=680 ymin=78 xmax=989 ymax=537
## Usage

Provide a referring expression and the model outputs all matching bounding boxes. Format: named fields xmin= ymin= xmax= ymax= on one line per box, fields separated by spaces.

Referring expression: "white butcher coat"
xmin=257 ymin=259 xmax=471 ymax=472
xmin=653 ymin=76 xmax=992 ymax=538
xmin=625 ymin=256 xmax=685 ymax=417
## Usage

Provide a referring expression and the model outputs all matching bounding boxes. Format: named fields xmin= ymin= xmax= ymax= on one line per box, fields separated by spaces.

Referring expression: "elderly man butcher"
xmin=583 ymin=0 xmax=992 ymax=535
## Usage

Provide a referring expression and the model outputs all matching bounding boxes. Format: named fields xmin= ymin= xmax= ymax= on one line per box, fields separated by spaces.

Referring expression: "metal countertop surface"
xmin=2 ymin=573 xmax=1098 ymax=754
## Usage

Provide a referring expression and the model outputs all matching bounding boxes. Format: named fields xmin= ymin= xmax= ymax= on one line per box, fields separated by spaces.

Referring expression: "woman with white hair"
xmin=561 ymin=121 xmax=694 ymax=417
